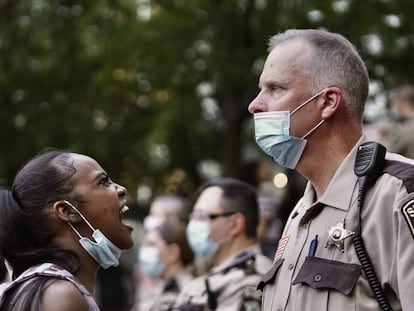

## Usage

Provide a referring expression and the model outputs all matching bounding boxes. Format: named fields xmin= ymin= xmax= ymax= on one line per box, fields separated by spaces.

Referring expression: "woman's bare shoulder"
xmin=41 ymin=279 xmax=90 ymax=311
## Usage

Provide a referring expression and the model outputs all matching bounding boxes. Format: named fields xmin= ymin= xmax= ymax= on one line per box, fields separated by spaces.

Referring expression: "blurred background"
xmin=1 ymin=0 xmax=414 ymax=214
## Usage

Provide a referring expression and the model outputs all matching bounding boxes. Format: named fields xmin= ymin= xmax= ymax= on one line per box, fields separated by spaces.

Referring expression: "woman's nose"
xmin=116 ymin=183 xmax=127 ymax=198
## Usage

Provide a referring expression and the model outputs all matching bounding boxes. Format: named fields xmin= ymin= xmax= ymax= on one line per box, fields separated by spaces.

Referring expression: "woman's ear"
xmin=52 ymin=201 xmax=82 ymax=224
xmin=320 ymin=87 xmax=342 ymax=119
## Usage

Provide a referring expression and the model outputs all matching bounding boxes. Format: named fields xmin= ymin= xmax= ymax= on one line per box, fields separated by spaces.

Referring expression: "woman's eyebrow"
xmin=93 ymin=171 xmax=107 ymax=182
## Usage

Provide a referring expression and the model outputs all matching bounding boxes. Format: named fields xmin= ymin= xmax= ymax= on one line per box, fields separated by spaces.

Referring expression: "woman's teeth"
xmin=120 ymin=205 xmax=129 ymax=214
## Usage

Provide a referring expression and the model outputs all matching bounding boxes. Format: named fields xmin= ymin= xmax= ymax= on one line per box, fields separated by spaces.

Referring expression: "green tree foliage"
xmin=1 ymin=0 xmax=414 ymax=207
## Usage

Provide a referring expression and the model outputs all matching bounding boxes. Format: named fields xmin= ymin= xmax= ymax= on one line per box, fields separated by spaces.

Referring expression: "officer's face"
xmin=142 ymin=229 xmax=173 ymax=266
xmin=191 ymin=186 xmax=234 ymax=242
xmin=248 ymin=39 xmax=320 ymax=139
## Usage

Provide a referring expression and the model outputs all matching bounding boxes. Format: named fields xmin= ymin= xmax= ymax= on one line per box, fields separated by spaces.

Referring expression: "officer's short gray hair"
xmin=268 ymin=29 xmax=369 ymax=122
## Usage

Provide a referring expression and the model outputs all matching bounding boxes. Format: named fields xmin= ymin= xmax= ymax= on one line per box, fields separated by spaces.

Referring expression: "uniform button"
xmin=314 ymin=274 xmax=322 ymax=282
xmin=288 ymin=263 xmax=294 ymax=270
xmin=276 ymin=306 xmax=283 ymax=311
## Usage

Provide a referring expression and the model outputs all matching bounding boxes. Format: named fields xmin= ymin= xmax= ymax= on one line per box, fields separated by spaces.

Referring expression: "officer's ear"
xmin=320 ymin=86 xmax=342 ymax=119
xmin=228 ymin=213 xmax=245 ymax=237
xmin=165 ymin=243 xmax=180 ymax=264
xmin=52 ymin=200 xmax=82 ymax=224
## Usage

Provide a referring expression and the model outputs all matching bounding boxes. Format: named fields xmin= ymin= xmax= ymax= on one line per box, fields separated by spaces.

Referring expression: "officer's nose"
xmin=248 ymin=92 xmax=267 ymax=114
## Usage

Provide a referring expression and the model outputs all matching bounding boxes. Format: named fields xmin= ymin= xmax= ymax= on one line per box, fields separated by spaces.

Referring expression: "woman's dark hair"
xmin=197 ymin=177 xmax=259 ymax=238
xmin=0 ymin=149 xmax=81 ymax=279
xmin=155 ymin=221 xmax=194 ymax=266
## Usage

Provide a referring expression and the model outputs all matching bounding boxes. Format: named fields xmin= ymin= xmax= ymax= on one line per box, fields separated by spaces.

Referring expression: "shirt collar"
xmin=304 ymin=135 xmax=367 ymax=212
xmin=210 ymin=244 xmax=260 ymax=274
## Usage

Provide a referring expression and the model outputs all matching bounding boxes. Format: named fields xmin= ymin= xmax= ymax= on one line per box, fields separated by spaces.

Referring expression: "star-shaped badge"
xmin=325 ymin=219 xmax=355 ymax=252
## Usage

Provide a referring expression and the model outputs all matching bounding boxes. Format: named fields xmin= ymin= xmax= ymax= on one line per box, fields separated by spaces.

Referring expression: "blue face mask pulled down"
xmin=254 ymin=90 xmax=325 ymax=169
xmin=65 ymin=201 xmax=121 ymax=269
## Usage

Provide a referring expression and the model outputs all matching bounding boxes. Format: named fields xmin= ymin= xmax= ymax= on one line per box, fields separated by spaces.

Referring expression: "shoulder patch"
xmin=401 ymin=199 xmax=414 ymax=239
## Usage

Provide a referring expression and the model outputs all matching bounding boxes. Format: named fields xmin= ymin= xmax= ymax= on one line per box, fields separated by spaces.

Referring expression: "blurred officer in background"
xmin=135 ymin=194 xmax=193 ymax=310
xmin=134 ymin=221 xmax=194 ymax=311
xmin=142 ymin=195 xmax=191 ymax=232
xmin=175 ymin=177 xmax=272 ymax=310
xmin=379 ymin=83 xmax=414 ymax=159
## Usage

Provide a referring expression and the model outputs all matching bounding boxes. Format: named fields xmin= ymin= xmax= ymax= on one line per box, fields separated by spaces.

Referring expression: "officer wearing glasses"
xmin=175 ymin=177 xmax=272 ymax=311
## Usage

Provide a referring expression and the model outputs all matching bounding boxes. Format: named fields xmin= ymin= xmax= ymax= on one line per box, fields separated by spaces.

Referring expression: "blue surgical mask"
xmin=138 ymin=246 xmax=165 ymax=278
xmin=254 ymin=90 xmax=325 ymax=169
xmin=65 ymin=201 xmax=121 ymax=269
xmin=389 ymin=108 xmax=405 ymax=123
xmin=186 ymin=220 xmax=218 ymax=258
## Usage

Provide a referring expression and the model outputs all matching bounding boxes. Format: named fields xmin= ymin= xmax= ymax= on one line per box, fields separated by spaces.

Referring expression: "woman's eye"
xmin=99 ymin=175 xmax=112 ymax=186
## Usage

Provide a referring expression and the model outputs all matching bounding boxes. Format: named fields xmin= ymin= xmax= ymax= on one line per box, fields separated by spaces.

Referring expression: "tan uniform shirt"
xmin=261 ymin=136 xmax=414 ymax=311
xmin=176 ymin=245 xmax=272 ymax=311
xmin=135 ymin=269 xmax=193 ymax=311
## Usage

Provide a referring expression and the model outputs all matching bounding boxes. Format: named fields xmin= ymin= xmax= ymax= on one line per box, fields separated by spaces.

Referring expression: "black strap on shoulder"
xmin=221 ymin=250 xmax=255 ymax=274
xmin=383 ymin=160 xmax=414 ymax=193
xmin=205 ymin=277 xmax=217 ymax=311
xmin=163 ymin=276 xmax=180 ymax=293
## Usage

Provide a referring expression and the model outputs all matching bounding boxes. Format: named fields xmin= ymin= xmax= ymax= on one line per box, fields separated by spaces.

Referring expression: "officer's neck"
xmin=161 ymin=260 xmax=184 ymax=280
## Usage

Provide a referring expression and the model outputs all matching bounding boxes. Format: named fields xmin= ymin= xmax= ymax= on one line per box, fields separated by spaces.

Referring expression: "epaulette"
xmin=383 ymin=160 xmax=414 ymax=193
xmin=204 ymin=250 xmax=257 ymax=311
xmin=221 ymin=250 xmax=255 ymax=274
xmin=163 ymin=276 xmax=180 ymax=293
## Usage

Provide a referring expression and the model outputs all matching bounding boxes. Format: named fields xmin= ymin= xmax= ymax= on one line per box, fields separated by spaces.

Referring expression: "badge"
xmin=402 ymin=199 xmax=414 ymax=239
xmin=325 ymin=219 xmax=355 ymax=252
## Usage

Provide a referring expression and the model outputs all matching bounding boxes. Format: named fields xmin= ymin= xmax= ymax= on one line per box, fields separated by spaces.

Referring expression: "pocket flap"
xmin=257 ymin=258 xmax=284 ymax=291
xmin=292 ymin=256 xmax=361 ymax=295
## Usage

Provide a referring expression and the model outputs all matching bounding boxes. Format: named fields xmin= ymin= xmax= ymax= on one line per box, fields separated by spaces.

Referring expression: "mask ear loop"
xmin=64 ymin=200 xmax=96 ymax=238
xmin=290 ymin=88 xmax=326 ymax=116
xmin=68 ymin=222 xmax=83 ymax=240
xmin=289 ymin=88 xmax=327 ymax=139
xmin=302 ymin=119 xmax=325 ymax=139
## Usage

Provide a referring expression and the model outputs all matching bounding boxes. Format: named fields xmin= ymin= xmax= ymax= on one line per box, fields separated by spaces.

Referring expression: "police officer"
xmin=380 ymin=83 xmax=414 ymax=159
xmin=135 ymin=221 xmax=194 ymax=311
xmin=249 ymin=29 xmax=414 ymax=310
xmin=175 ymin=178 xmax=272 ymax=310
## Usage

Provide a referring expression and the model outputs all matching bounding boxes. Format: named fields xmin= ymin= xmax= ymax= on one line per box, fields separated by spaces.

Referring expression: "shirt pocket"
xmin=257 ymin=259 xmax=284 ymax=291
xmin=292 ymin=256 xmax=361 ymax=295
